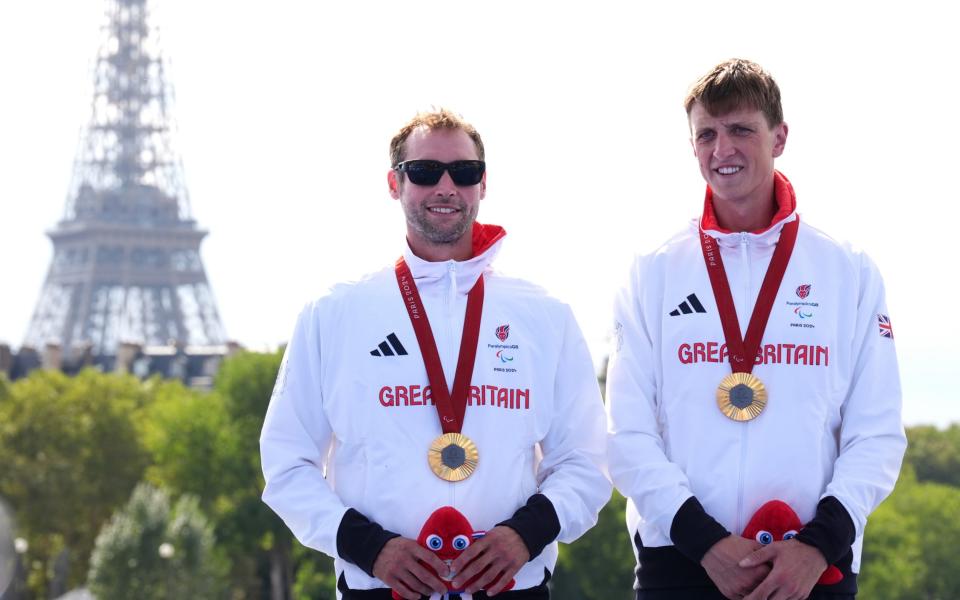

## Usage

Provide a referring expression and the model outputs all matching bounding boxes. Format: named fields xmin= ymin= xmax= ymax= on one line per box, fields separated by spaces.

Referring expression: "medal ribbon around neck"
xmin=700 ymin=217 xmax=800 ymax=420
xmin=395 ymin=257 xmax=483 ymax=480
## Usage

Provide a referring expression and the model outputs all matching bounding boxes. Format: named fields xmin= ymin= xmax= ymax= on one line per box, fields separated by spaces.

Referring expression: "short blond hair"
xmin=389 ymin=108 xmax=485 ymax=166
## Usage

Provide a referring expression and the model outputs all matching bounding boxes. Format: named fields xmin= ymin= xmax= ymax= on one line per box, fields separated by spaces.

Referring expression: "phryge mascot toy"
xmin=742 ymin=500 xmax=843 ymax=586
xmin=393 ymin=506 xmax=515 ymax=600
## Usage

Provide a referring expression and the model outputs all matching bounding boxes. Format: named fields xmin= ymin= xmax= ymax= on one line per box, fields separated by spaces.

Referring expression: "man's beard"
xmin=404 ymin=201 xmax=477 ymax=245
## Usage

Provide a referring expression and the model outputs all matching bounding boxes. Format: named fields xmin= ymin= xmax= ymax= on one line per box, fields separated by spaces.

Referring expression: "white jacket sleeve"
xmin=536 ymin=305 xmax=612 ymax=543
xmin=260 ymin=303 xmax=349 ymax=558
xmin=606 ymin=255 xmax=696 ymax=540
xmin=823 ymin=253 xmax=907 ymax=537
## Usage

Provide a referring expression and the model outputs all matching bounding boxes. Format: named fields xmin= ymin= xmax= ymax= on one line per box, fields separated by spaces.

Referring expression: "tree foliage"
xmin=210 ymin=349 xmax=291 ymax=555
xmin=904 ymin=424 xmax=960 ymax=487
xmin=291 ymin=542 xmax=336 ymax=600
xmin=0 ymin=368 xmax=150 ymax=595
xmin=142 ymin=349 xmax=304 ymax=598
xmin=552 ymin=491 xmax=634 ymax=599
xmin=87 ymin=483 xmax=225 ymax=599
xmin=859 ymin=466 xmax=960 ymax=599
xmin=141 ymin=381 xmax=237 ymax=511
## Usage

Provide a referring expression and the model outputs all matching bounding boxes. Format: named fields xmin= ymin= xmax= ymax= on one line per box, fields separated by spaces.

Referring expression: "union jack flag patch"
xmin=877 ymin=314 xmax=894 ymax=339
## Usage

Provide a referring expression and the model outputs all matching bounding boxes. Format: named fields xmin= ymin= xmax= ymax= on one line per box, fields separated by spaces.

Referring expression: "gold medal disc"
xmin=428 ymin=433 xmax=479 ymax=481
xmin=716 ymin=373 xmax=768 ymax=421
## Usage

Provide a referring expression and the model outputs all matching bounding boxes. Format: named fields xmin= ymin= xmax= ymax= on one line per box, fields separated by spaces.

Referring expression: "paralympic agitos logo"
xmin=490 ymin=324 xmax=518 ymax=372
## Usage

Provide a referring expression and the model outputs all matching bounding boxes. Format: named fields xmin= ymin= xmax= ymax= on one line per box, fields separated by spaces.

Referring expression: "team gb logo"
xmin=796 ymin=284 xmax=812 ymax=299
xmin=495 ymin=324 xmax=510 ymax=342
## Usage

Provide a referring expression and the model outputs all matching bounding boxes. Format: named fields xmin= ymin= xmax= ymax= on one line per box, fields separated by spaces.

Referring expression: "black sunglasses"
xmin=393 ymin=160 xmax=485 ymax=187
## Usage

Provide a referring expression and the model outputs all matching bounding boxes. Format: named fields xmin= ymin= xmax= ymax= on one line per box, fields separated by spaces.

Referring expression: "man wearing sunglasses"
xmin=261 ymin=109 xmax=609 ymax=599
xmin=606 ymin=59 xmax=906 ymax=600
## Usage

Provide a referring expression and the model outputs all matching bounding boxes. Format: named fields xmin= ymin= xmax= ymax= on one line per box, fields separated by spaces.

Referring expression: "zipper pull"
xmin=447 ymin=261 xmax=458 ymax=300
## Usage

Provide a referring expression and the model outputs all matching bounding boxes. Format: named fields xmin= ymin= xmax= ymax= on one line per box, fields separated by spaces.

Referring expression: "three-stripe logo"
xmin=370 ymin=333 xmax=409 ymax=357
xmin=669 ymin=293 xmax=707 ymax=316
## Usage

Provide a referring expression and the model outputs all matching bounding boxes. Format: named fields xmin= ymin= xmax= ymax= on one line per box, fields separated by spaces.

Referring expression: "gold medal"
xmin=428 ymin=433 xmax=479 ymax=481
xmin=716 ymin=372 xmax=768 ymax=421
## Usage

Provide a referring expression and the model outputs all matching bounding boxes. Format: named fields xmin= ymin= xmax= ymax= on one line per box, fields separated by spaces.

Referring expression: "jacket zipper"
xmin=736 ymin=232 xmax=750 ymax=534
xmin=447 ymin=260 xmax=458 ymax=507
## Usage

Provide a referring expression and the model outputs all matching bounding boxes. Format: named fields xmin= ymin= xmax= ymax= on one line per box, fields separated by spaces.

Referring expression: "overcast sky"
xmin=0 ymin=1 xmax=956 ymax=426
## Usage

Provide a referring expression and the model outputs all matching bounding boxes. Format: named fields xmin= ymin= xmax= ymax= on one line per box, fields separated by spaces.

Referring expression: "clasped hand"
xmin=373 ymin=526 xmax=530 ymax=599
xmin=738 ymin=538 xmax=828 ymax=600
xmin=702 ymin=535 xmax=829 ymax=600
xmin=450 ymin=525 xmax=529 ymax=596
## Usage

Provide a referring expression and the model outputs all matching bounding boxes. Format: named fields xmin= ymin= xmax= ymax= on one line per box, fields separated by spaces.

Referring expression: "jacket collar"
xmin=402 ymin=222 xmax=506 ymax=290
xmin=697 ymin=170 xmax=798 ymax=248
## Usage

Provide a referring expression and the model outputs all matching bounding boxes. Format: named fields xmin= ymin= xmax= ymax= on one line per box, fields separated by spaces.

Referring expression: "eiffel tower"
xmin=23 ymin=0 xmax=226 ymax=360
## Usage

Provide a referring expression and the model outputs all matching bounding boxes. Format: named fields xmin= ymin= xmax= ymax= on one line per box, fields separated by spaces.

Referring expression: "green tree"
xmin=216 ymin=349 xmax=302 ymax=599
xmin=141 ymin=381 xmax=238 ymax=521
xmin=88 ymin=483 xmax=225 ymax=599
xmin=859 ymin=467 xmax=960 ymax=599
xmin=291 ymin=542 xmax=336 ymax=600
xmin=552 ymin=491 xmax=635 ymax=600
xmin=0 ymin=368 xmax=150 ymax=596
xmin=140 ymin=368 xmax=263 ymax=595
xmin=143 ymin=349 xmax=317 ymax=599
xmin=904 ymin=425 xmax=960 ymax=487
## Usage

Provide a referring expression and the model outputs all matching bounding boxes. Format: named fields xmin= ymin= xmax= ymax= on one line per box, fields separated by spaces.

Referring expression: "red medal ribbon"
xmin=700 ymin=218 xmax=800 ymax=373
xmin=395 ymin=257 xmax=484 ymax=434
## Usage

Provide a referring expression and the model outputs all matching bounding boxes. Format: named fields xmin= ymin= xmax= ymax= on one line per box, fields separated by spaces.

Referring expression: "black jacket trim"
xmin=336 ymin=508 xmax=400 ymax=577
xmin=669 ymin=497 xmax=730 ymax=563
xmin=794 ymin=496 xmax=857 ymax=565
xmin=496 ymin=493 xmax=561 ymax=560
xmin=634 ymin=531 xmax=714 ymax=589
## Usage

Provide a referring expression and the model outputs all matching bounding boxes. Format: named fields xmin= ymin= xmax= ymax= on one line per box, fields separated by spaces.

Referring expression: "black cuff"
xmin=335 ymin=508 xmax=400 ymax=577
xmin=794 ymin=496 xmax=856 ymax=565
xmin=669 ymin=496 xmax=731 ymax=563
xmin=496 ymin=493 xmax=561 ymax=560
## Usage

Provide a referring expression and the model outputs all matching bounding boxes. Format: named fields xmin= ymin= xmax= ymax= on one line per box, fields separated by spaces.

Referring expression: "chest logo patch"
xmin=370 ymin=332 xmax=409 ymax=357
xmin=669 ymin=293 xmax=708 ymax=316
xmin=786 ymin=283 xmax=819 ymax=329
xmin=490 ymin=323 xmax=518 ymax=373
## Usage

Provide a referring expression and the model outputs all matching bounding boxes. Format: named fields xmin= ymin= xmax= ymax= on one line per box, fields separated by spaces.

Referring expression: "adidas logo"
xmin=370 ymin=333 xmax=409 ymax=357
xmin=669 ymin=293 xmax=707 ymax=316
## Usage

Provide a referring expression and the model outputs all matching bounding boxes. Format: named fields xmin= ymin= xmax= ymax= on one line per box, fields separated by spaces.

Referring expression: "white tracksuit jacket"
xmin=607 ymin=185 xmax=906 ymax=588
xmin=261 ymin=226 xmax=609 ymax=592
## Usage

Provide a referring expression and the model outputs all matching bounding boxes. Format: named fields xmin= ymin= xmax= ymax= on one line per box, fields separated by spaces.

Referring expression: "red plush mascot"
xmin=392 ymin=506 xmax=515 ymax=600
xmin=742 ymin=500 xmax=843 ymax=586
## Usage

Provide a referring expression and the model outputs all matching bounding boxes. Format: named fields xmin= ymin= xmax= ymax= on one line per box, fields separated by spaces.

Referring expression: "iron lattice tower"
xmin=24 ymin=0 xmax=226 ymax=358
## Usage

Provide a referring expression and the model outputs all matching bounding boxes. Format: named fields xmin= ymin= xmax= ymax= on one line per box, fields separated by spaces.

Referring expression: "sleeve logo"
xmin=877 ymin=314 xmax=894 ymax=339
